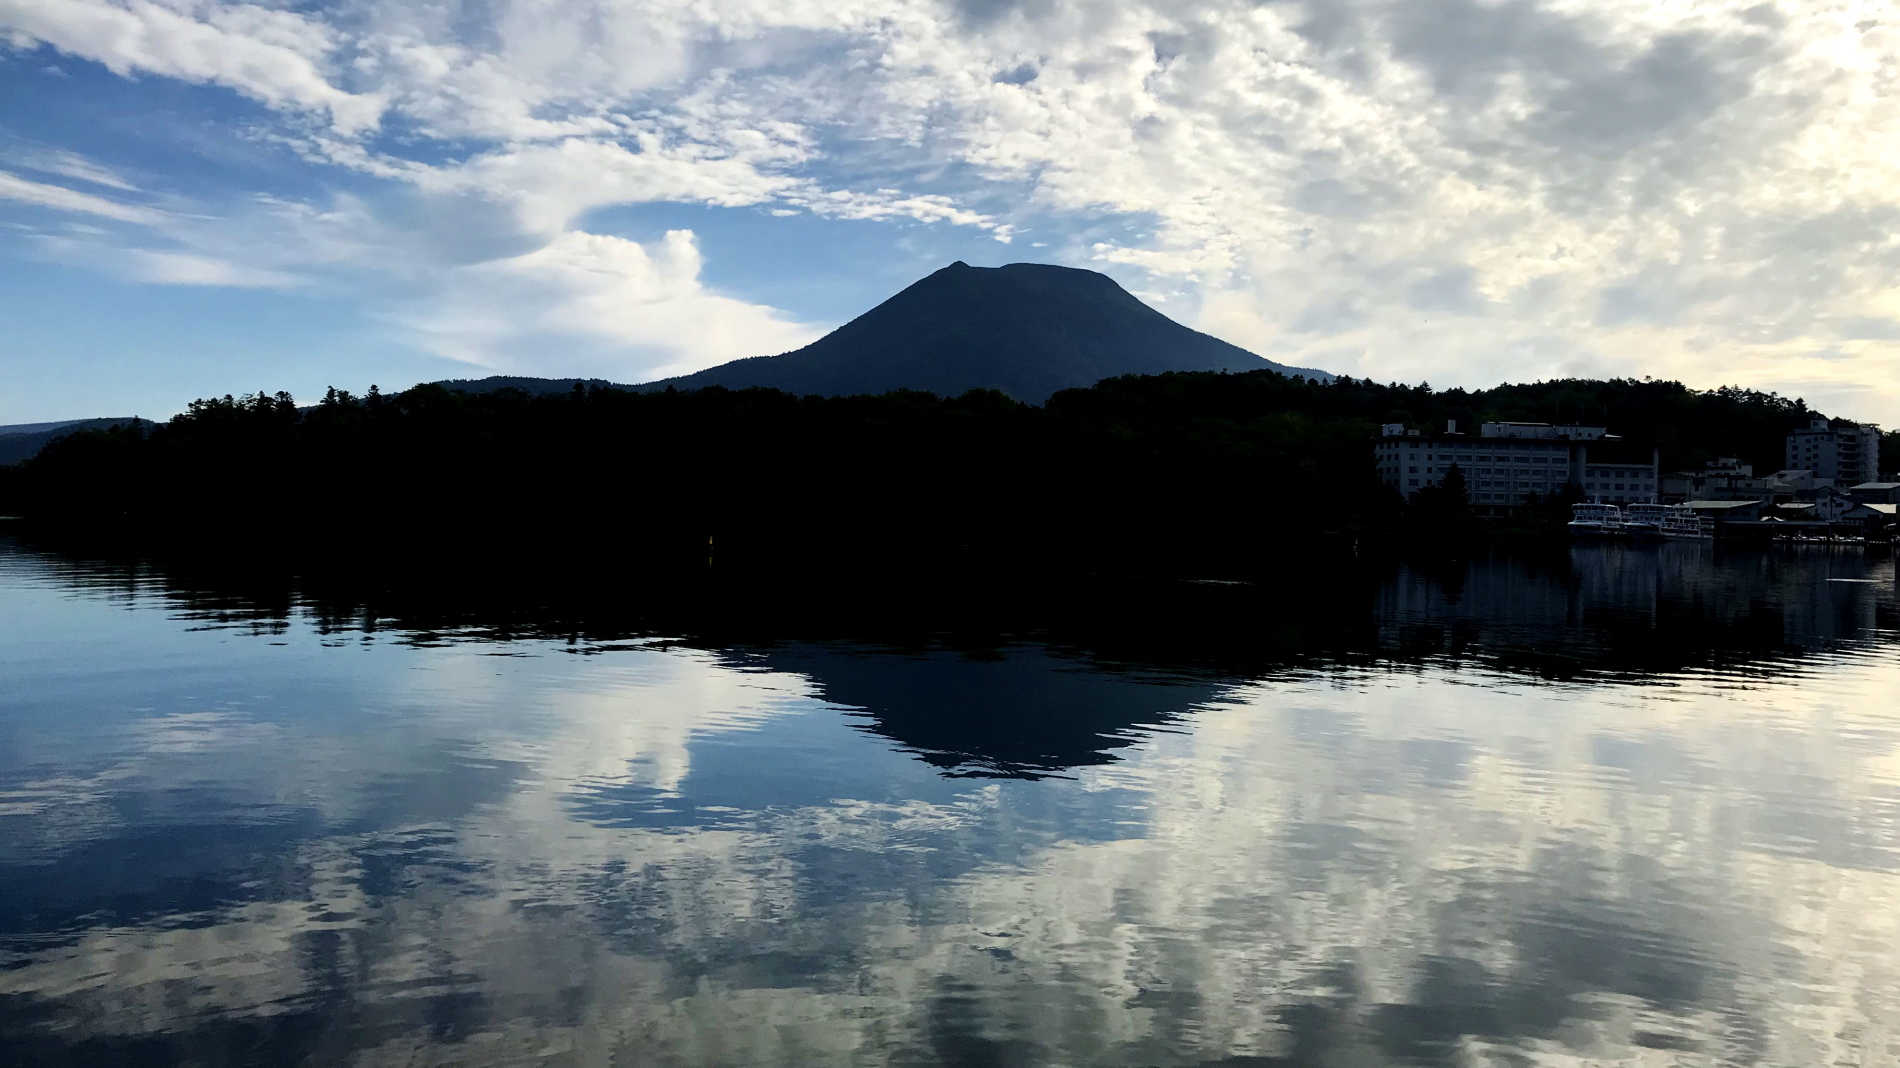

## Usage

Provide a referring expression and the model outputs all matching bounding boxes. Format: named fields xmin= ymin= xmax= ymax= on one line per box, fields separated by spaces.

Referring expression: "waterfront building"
xmin=1682 ymin=499 xmax=1765 ymax=523
xmin=1374 ymin=421 xmax=1659 ymax=511
xmin=1849 ymin=481 xmax=1900 ymax=505
xmin=1768 ymin=495 xmax=1858 ymax=523
xmin=1844 ymin=502 xmax=1897 ymax=533
xmin=1786 ymin=418 xmax=1881 ymax=485
xmin=1660 ymin=462 xmax=1848 ymax=507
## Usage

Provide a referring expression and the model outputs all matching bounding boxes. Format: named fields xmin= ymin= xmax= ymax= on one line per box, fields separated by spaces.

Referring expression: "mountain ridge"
xmin=633 ymin=261 xmax=1329 ymax=402
xmin=437 ymin=261 xmax=1328 ymax=403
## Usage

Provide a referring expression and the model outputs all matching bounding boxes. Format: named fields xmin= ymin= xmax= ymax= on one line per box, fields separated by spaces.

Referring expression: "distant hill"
xmin=637 ymin=261 xmax=1329 ymax=402
xmin=432 ymin=376 xmax=630 ymax=397
xmin=0 ymin=418 xmax=150 ymax=466
xmin=435 ymin=262 xmax=1329 ymax=404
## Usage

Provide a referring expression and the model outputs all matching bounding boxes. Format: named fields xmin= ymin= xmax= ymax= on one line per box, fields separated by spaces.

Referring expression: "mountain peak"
xmin=639 ymin=261 xmax=1330 ymax=402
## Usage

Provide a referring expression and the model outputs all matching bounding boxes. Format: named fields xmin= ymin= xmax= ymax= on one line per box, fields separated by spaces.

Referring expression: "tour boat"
xmin=1659 ymin=505 xmax=1710 ymax=540
xmin=1568 ymin=503 xmax=1625 ymax=538
xmin=1622 ymin=503 xmax=1668 ymax=541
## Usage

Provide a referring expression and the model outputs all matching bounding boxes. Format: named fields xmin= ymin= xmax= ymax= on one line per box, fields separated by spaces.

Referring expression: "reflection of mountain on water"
xmin=8 ymin=538 xmax=1900 ymax=1066
xmin=725 ymin=644 xmax=1224 ymax=778
xmin=10 ymin=537 xmax=1896 ymax=782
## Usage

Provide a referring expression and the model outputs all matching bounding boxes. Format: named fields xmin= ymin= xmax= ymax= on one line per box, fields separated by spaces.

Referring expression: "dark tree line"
xmin=0 ymin=371 xmax=1838 ymax=573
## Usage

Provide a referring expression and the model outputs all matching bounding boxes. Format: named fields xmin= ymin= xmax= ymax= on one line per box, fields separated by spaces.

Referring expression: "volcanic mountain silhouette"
xmin=639 ymin=261 xmax=1330 ymax=402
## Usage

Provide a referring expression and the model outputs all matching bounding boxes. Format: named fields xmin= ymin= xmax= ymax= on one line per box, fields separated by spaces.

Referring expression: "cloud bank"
xmin=3 ymin=0 xmax=1899 ymax=415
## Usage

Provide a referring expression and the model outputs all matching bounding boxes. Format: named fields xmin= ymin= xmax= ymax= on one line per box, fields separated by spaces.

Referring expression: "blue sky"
xmin=4 ymin=0 xmax=1900 ymax=426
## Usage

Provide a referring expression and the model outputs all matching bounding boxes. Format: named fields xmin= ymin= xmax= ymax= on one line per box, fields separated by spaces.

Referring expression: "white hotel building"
xmin=1785 ymin=417 xmax=1882 ymax=486
xmin=1374 ymin=421 xmax=1660 ymax=509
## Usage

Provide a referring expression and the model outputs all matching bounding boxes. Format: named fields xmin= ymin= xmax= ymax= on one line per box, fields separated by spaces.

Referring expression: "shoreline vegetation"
xmin=0 ymin=371 xmax=1883 ymax=577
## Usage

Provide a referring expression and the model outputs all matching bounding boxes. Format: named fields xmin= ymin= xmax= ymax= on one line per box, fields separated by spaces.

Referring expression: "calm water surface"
xmin=1 ymin=539 xmax=1897 ymax=1066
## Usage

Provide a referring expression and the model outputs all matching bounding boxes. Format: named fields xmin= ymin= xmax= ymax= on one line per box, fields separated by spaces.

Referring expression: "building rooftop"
xmin=1379 ymin=422 xmax=1627 ymax=441
xmin=1480 ymin=421 xmax=1612 ymax=440
xmin=1850 ymin=482 xmax=1900 ymax=491
xmin=1682 ymin=500 xmax=1762 ymax=510
xmin=1794 ymin=417 xmax=1882 ymax=432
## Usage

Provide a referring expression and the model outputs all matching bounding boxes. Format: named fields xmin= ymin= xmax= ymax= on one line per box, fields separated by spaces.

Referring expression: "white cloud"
xmin=8 ymin=0 xmax=1900 ymax=418
xmin=0 ymin=0 xmax=382 ymax=132
xmin=4 ymin=145 xmax=140 ymax=191
xmin=121 ymin=248 xmax=300 ymax=287
xmin=904 ymin=0 xmax=1900 ymax=420
xmin=411 ymin=138 xmax=804 ymax=247
xmin=30 ymin=231 xmax=305 ymax=288
xmin=400 ymin=228 xmax=823 ymax=379
xmin=0 ymin=168 xmax=161 ymax=223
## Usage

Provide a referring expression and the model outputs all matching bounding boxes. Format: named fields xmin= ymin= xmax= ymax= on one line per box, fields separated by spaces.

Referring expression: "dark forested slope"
xmin=0 ymin=417 xmax=152 ymax=465
xmin=0 ymin=372 xmax=1833 ymax=572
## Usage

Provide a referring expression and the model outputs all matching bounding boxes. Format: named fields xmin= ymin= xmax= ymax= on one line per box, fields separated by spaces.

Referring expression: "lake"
xmin=1 ymin=537 xmax=1896 ymax=1066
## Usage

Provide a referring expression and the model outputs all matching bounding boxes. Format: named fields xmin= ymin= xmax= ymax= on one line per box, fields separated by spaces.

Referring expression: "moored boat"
xmin=1660 ymin=505 xmax=1710 ymax=540
xmin=1622 ymin=503 xmax=1669 ymax=541
xmin=1568 ymin=503 xmax=1625 ymax=538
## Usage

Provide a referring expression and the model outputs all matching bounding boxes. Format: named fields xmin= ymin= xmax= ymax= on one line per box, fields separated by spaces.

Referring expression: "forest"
xmin=0 ymin=371 xmax=1863 ymax=574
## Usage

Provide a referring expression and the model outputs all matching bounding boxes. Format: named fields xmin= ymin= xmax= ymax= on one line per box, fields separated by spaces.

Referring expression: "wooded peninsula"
xmin=2 ymin=371 xmax=1885 ymax=573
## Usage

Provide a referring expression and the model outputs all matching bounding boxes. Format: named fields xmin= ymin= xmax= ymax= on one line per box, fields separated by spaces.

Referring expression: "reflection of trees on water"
xmin=13 ymin=541 xmax=1897 ymax=780
xmin=1378 ymin=544 xmax=1897 ymax=678
xmin=4 ymin=543 xmax=1900 ymax=1065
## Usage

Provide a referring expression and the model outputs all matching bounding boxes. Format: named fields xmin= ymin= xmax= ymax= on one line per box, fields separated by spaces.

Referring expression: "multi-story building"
xmin=1786 ymin=418 xmax=1881 ymax=485
xmin=1660 ymin=458 xmax=1749 ymax=502
xmin=1374 ymin=421 xmax=1659 ymax=510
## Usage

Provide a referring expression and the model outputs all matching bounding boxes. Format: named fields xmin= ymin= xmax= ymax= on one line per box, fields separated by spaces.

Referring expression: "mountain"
xmin=635 ymin=261 xmax=1329 ymax=402
xmin=0 ymin=418 xmax=150 ymax=466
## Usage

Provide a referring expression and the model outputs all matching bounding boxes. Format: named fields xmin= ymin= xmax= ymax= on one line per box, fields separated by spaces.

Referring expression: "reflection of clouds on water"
xmin=5 ymin=644 xmax=1900 ymax=1064
xmin=4 ymin=543 xmax=1900 ymax=1064
xmin=398 ymin=645 xmax=812 ymax=794
xmin=133 ymin=709 xmax=284 ymax=754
